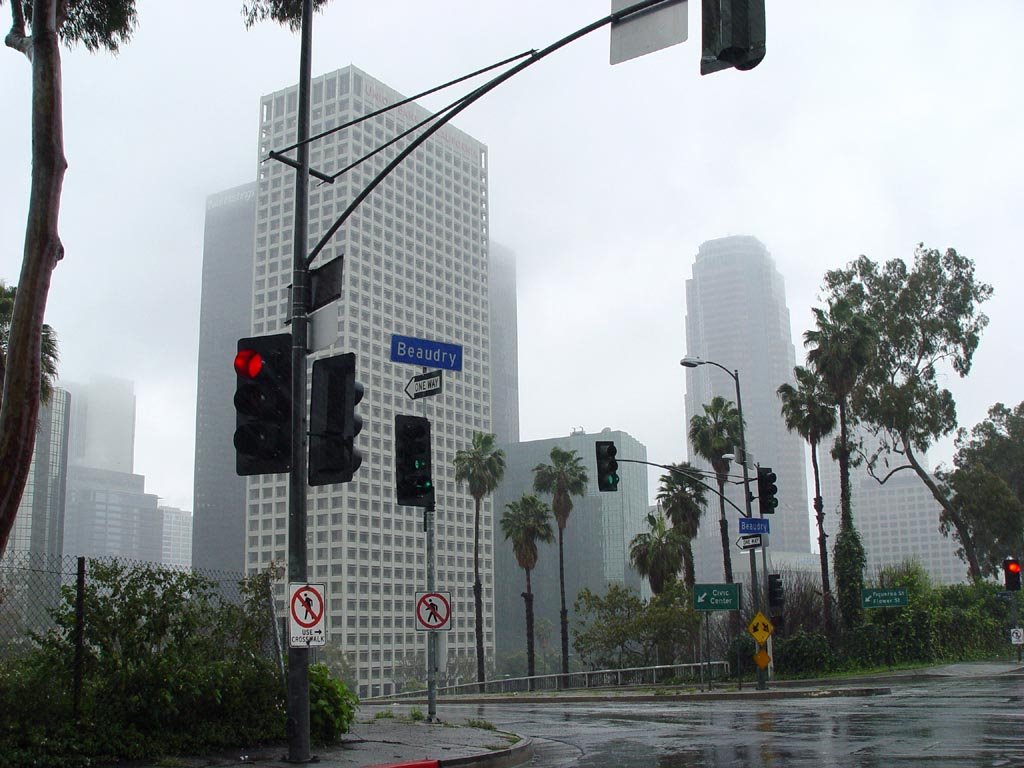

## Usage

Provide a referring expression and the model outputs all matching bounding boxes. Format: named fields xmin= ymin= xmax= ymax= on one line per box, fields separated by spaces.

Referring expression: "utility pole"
xmin=286 ymin=0 xmax=313 ymax=761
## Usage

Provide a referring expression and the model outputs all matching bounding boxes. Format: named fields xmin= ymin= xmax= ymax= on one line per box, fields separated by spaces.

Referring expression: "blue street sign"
xmin=739 ymin=517 xmax=770 ymax=535
xmin=390 ymin=334 xmax=463 ymax=372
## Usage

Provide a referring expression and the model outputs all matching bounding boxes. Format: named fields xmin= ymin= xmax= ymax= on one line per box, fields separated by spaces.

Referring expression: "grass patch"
xmin=467 ymin=718 xmax=496 ymax=731
xmin=409 ymin=707 xmax=426 ymax=722
xmin=373 ymin=710 xmax=395 ymax=720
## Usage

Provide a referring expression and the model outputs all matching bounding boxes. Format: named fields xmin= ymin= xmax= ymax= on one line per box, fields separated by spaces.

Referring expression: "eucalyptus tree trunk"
xmin=0 ymin=1 xmax=67 ymax=557
xmin=810 ymin=440 xmax=833 ymax=638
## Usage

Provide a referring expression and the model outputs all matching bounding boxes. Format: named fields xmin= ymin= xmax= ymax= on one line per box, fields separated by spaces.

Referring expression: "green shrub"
xmin=308 ymin=663 xmax=359 ymax=744
xmin=773 ymin=630 xmax=834 ymax=676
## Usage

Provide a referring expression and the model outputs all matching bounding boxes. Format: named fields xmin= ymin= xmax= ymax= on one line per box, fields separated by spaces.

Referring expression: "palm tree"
xmin=500 ymin=494 xmax=554 ymax=686
xmin=688 ymin=396 xmax=741 ymax=584
xmin=804 ymin=297 xmax=875 ymax=631
xmin=532 ymin=446 xmax=588 ymax=676
xmin=656 ymin=463 xmax=707 ymax=590
xmin=629 ymin=509 xmax=687 ymax=595
xmin=454 ymin=431 xmax=506 ymax=688
xmin=0 ymin=281 xmax=59 ymax=407
xmin=778 ymin=365 xmax=837 ymax=635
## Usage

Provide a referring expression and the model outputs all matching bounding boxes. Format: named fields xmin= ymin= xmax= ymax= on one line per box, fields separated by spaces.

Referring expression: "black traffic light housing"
xmin=757 ymin=466 xmax=778 ymax=514
xmin=234 ymin=333 xmax=292 ymax=476
xmin=308 ymin=352 xmax=364 ymax=486
xmin=596 ymin=441 xmax=619 ymax=492
xmin=395 ymin=415 xmax=433 ymax=507
xmin=768 ymin=573 xmax=784 ymax=609
xmin=700 ymin=0 xmax=766 ymax=75
xmin=1004 ymin=557 xmax=1022 ymax=591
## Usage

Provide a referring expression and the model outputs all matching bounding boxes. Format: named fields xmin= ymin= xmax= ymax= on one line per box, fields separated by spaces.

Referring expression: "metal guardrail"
xmin=371 ymin=661 xmax=731 ymax=700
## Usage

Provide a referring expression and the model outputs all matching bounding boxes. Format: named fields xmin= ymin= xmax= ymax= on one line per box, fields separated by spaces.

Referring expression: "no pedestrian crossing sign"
xmin=289 ymin=583 xmax=327 ymax=648
xmin=415 ymin=591 xmax=453 ymax=632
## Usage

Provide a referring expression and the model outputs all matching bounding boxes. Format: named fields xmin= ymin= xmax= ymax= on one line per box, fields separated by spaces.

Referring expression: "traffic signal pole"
xmin=286 ymin=0 xmax=313 ymax=761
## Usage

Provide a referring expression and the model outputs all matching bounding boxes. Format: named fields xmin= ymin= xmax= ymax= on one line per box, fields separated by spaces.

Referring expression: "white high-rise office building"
xmin=249 ymin=66 xmax=492 ymax=697
xmin=684 ymin=236 xmax=811 ymax=583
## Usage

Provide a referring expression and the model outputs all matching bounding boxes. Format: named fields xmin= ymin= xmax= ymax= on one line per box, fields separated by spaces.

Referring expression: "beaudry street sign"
xmin=862 ymin=587 xmax=909 ymax=608
xmin=693 ymin=583 xmax=741 ymax=612
xmin=390 ymin=334 xmax=463 ymax=372
xmin=404 ymin=369 xmax=442 ymax=400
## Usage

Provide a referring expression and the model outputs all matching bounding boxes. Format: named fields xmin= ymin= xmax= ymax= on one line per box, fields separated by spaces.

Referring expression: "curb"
xmin=392 ymin=686 xmax=892 ymax=705
xmin=365 ymin=735 xmax=534 ymax=768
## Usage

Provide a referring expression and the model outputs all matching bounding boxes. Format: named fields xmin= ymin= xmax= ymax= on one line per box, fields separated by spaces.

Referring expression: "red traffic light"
xmin=1008 ymin=560 xmax=1022 ymax=575
xmin=234 ymin=349 xmax=264 ymax=379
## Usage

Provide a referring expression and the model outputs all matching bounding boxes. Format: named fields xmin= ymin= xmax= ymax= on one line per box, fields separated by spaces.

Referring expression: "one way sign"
xmin=404 ymin=369 xmax=443 ymax=400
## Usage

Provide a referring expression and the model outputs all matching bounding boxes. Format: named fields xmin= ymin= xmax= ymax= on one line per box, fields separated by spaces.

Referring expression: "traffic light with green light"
xmin=395 ymin=415 xmax=433 ymax=507
xmin=233 ymin=333 xmax=292 ymax=476
xmin=757 ymin=466 xmax=778 ymax=514
xmin=1005 ymin=557 xmax=1022 ymax=591
xmin=596 ymin=441 xmax=620 ymax=492
xmin=308 ymin=352 xmax=364 ymax=486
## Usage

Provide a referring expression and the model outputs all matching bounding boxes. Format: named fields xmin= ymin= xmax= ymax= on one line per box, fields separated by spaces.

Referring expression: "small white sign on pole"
xmin=289 ymin=582 xmax=327 ymax=648
xmin=610 ymin=0 xmax=688 ymax=65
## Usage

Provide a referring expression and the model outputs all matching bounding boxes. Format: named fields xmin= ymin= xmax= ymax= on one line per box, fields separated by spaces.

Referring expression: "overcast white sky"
xmin=2 ymin=1 xmax=1022 ymax=512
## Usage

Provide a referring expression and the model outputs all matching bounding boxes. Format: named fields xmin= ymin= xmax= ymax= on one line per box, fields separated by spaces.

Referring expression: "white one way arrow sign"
xmin=404 ymin=369 xmax=443 ymax=400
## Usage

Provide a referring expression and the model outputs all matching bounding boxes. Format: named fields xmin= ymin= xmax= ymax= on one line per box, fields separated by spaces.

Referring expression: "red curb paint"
xmin=365 ymin=761 xmax=439 ymax=768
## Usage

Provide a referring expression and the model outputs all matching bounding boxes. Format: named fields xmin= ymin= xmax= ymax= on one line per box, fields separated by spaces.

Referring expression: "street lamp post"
xmin=681 ymin=356 xmax=767 ymax=690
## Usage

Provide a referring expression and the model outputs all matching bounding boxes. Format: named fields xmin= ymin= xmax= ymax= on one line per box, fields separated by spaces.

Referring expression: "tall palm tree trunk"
xmin=717 ymin=480 xmax=733 ymax=584
xmin=473 ymin=497 xmax=485 ymax=691
xmin=810 ymin=440 xmax=833 ymax=637
xmin=833 ymin=398 xmax=866 ymax=631
xmin=838 ymin=401 xmax=851 ymax=528
xmin=524 ymin=568 xmax=535 ymax=691
xmin=682 ymin=541 xmax=695 ymax=591
xmin=557 ymin=525 xmax=569 ymax=678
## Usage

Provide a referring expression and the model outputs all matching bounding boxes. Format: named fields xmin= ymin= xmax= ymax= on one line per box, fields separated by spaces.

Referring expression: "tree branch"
xmin=5 ymin=0 xmax=32 ymax=59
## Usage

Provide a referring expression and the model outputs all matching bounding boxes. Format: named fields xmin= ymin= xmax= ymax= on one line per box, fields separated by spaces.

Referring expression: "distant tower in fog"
xmin=684 ymin=235 xmax=811 ymax=582
xmin=488 ymin=241 xmax=520 ymax=446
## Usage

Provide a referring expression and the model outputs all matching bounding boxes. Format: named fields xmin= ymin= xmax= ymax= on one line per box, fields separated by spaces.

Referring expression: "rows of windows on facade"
xmin=6 ymin=376 xmax=192 ymax=570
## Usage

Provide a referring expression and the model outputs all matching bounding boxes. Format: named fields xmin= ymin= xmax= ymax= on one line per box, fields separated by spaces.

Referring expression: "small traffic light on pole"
xmin=1005 ymin=557 xmax=1022 ymax=591
xmin=700 ymin=0 xmax=766 ymax=75
xmin=757 ymin=466 xmax=778 ymax=514
xmin=595 ymin=440 xmax=619 ymax=492
xmin=308 ymin=352 xmax=364 ymax=486
xmin=233 ymin=333 xmax=292 ymax=476
xmin=395 ymin=415 xmax=433 ymax=507
xmin=768 ymin=573 xmax=785 ymax=609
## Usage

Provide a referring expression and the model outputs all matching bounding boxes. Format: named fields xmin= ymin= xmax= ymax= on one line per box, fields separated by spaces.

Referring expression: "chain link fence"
xmin=0 ymin=551 xmax=284 ymax=700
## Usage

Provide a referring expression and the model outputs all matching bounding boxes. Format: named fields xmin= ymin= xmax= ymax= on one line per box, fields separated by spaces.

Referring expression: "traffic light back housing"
xmin=596 ymin=441 xmax=620 ymax=492
xmin=1005 ymin=557 xmax=1022 ymax=591
xmin=234 ymin=333 xmax=292 ymax=476
xmin=308 ymin=352 xmax=364 ymax=486
xmin=395 ymin=415 xmax=433 ymax=507
xmin=701 ymin=0 xmax=766 ymax=75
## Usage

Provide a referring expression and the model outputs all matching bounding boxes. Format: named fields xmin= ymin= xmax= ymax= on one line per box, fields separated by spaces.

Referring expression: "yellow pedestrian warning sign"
xmin=747 ymin=611 xmax=774 ymax=645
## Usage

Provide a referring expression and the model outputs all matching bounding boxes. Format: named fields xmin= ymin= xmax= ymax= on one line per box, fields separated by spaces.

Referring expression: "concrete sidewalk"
xmin=138 ymin=709 xmax=532 ymax=768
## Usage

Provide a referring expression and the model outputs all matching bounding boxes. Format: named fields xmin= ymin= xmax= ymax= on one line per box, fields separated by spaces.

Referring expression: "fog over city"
xmin=2 ymin=1 xmax=1022 ymax=512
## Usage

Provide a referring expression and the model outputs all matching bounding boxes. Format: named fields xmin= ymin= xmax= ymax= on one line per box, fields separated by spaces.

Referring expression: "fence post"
xmin=72 ymin=556 xmax=86 ymax=720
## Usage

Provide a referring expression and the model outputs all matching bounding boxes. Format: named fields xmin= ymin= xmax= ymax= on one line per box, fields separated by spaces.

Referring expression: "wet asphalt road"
xmin=441 ymin=671 xmax=1024 ymax=767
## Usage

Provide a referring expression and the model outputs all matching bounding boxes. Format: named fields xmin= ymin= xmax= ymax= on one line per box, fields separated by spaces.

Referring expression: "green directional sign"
xmin=693 ymin=583 xmax=741 ymax=612
xmin=862 ymin=587 xmax=909 ymax=609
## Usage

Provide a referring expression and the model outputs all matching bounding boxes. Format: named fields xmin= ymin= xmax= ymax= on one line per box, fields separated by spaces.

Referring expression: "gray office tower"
xmin=684 ymin=236 xmax=811 ymax=583
xmin=488 ymin=242 xmax=520 ymax=446
xmin=492 ymin=429 xmax=648 ymax=666
xmin=249 ymin=67 xmax=491 ymax=697
xmin=4 ymin=387 xmax=70 ymax=560
xmin=192 ymin=183 xmax=256 ymax=573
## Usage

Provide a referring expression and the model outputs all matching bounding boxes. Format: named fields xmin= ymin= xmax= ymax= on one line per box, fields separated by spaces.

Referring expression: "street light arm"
xmin=307 ymin=0 xmax=678 ymax=265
